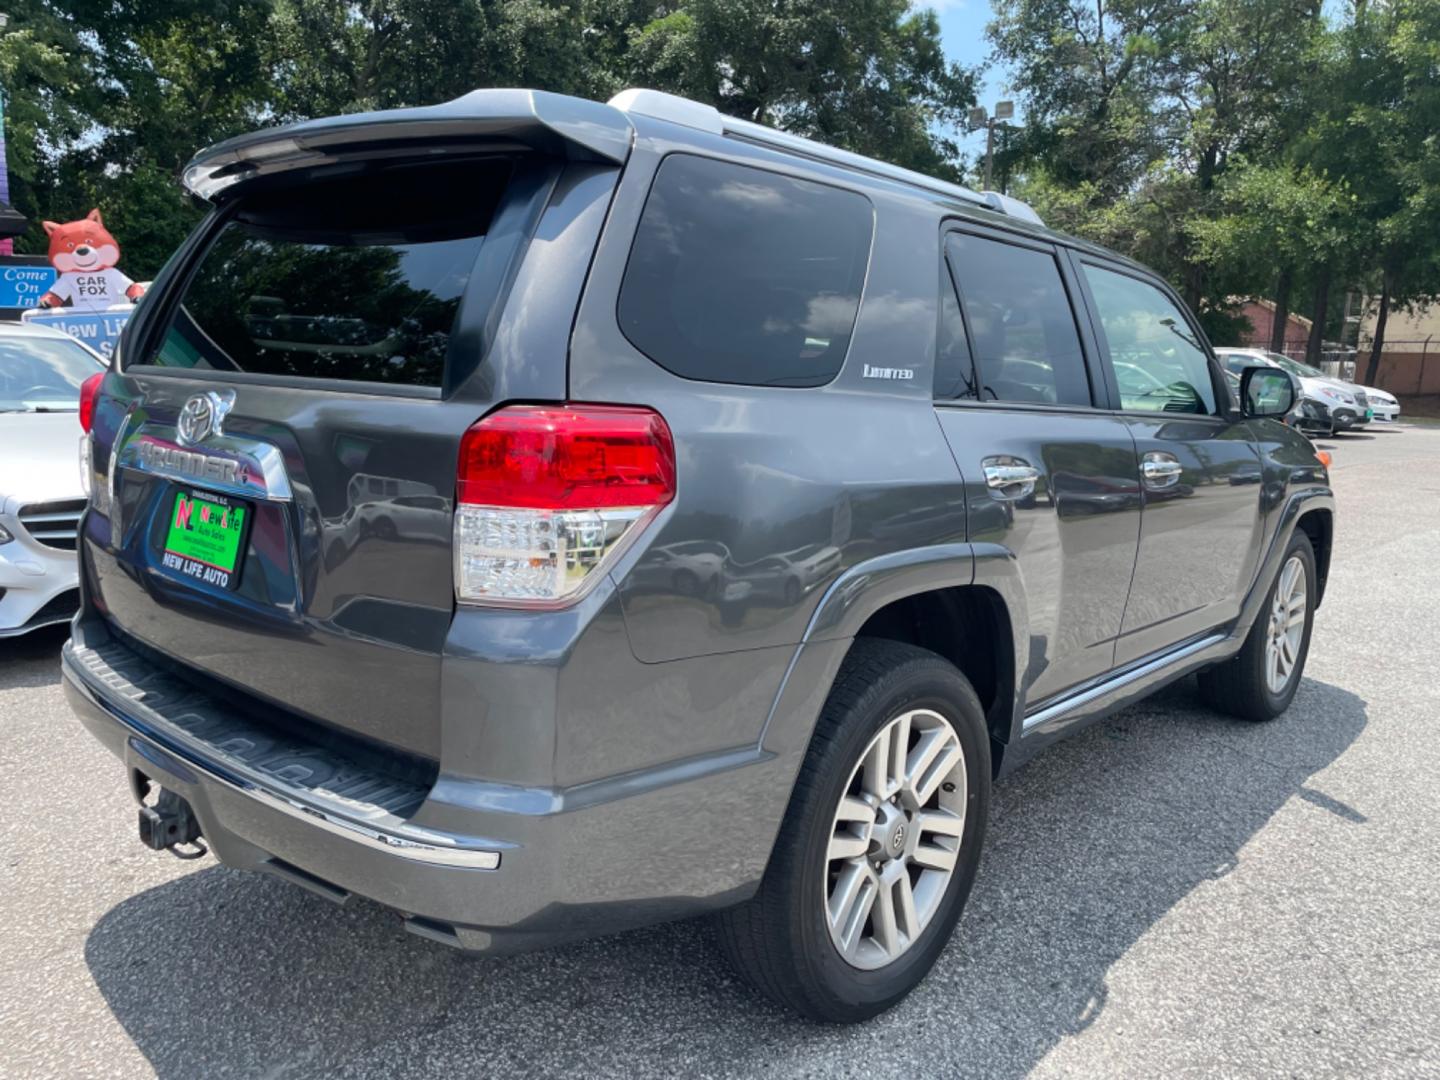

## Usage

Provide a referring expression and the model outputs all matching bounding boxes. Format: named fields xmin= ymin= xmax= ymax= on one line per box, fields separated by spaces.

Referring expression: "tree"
xmin=12 ymin=2 xmax=276 ymax=274
xmin=1188 ymin=160 xmax=1354 ymax=352
xmin=0 ymin=2 xmax=110 ymax=240
xmin=265 ymin=1 xmax=600 ymax=120
xmin=1311 ymin=0 xmax=1440 ymax=381
xmin=987 ymin=0 xmax=1178 ymax=198
xmin=6 ymin=1 xmax=980 ymax=272
xmin=989 ymin=0 xmax=1327 ymax=318
xmin=618 ymin=0 xmax=977 ymax=178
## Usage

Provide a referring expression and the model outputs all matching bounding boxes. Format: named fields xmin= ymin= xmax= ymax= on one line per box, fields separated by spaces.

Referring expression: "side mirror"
xmin=1240 ymin=366 xmax=1295 ymax=419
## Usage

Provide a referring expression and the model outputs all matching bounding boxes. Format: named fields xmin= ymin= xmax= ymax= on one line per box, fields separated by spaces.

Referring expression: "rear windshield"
xmin=618 ymin=154 xmax=873 ymax=388
xmin=141 ymin=159 xmax=512 ymax=387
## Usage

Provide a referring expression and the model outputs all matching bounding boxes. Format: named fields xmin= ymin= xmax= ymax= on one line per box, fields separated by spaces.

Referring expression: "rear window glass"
xmin=142 ymin=160 xmax=511 ymax=387
xmin=618 ymin=154 xmax=873 ymax=388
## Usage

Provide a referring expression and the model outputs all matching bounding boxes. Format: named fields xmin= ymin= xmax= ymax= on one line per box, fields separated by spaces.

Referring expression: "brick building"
xmin=1236 ymin=299 xmax=1312 ymax=356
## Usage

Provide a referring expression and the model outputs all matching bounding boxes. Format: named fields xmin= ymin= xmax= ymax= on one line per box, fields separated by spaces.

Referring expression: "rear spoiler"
xmin=183 ymin=89 xmax=634 ymax=202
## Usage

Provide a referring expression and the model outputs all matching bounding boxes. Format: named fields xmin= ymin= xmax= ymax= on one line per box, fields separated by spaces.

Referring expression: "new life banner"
xmin=21 ymin=307 xmax=132 ymax=359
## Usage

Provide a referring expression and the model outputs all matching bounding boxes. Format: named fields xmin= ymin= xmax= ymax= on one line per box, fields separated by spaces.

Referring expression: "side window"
xmin=617 ymin=154 xmax=874 ymax=388
xmin=1082 ymin=263 xmax=1218 ymax=415
xmin=945 ymin=233 xmax=1092 ymax=407
xmin=934 ymin=258 xmax=978 ymax=400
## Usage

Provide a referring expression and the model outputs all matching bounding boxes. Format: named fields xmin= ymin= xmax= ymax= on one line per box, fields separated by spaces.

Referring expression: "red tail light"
xmin=454 ymin=404 xmax=675 ymax=606
xmin=79 ymin=372 xmax=104 ymax=432
xmin=457 ymin=405 xmax=676 ymax=509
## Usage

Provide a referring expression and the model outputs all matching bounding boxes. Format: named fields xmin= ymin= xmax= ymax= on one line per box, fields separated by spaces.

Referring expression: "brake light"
xmin=79 ymin=372 xmax=103 ymax=432
xmin=454 ymin=404 xmax=676 ymax=606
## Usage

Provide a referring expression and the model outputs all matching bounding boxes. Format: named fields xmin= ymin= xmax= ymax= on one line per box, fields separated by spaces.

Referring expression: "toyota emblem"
xmin=176 ymin=390 xmax=235 ymax=446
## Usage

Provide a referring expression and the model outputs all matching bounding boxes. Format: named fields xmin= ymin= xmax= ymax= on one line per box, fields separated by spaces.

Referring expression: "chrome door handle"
xmin=983 ymin=458 xmax=1040 ymax=500
xmin=1141 ymin=452 xmax=1182 ymax=489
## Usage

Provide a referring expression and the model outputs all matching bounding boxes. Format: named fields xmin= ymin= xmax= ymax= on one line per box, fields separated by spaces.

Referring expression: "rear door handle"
xmin=983 ymin=458 xmax=1040 ymax=501
xmin=1140 ymin=452 xmax=1183 ymax=489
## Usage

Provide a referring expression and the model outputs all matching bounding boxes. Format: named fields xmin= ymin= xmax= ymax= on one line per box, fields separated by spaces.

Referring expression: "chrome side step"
xmin=1022 ymin=632 xmax=1231 ymax=734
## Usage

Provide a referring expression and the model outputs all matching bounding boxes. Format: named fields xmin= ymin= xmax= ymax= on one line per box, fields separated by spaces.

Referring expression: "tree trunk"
xmin=1183 ymin=261 xmax=1203 ymax=315
xmin=1366 ymin=267 xmax=1393 ymax=386
xmin=1305 ymin=266 xmax=1331 ymax=366
xmin=1269 ymin=267 xmax=1293 ymax=354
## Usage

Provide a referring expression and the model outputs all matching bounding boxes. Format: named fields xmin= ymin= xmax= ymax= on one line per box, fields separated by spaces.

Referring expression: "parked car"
xmin=1358 ymin=383 xmax=1400 ymax=422
xmin=62 ymin=88 xmax=1333 ymax=1023
xmin=0 ymin=322 xmax=105 ymax=638
xmin=1216 ymin=347 xmax=1374 ymax=432
xmin=1275 ymin=353 xmax=1400 ymax=422
xmin=1273 ymin=352 xmax=1401 ymax=425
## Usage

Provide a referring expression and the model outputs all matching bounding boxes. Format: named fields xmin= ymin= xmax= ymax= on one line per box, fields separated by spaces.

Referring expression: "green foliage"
xmin=991 ymin=0 xmax=1440 ymax=352
xmin=7 ymin=0 xmax=977 ymax=275
xmin=8 ymin=0 xmax=1438 ymax=353
xmin=615 ymin=1 xmax=976 ymax=178
xmin=1187 ymin=160 xmax=1355 ymax=295
xmin=988 ymin=0 xmax=1181 ymax=196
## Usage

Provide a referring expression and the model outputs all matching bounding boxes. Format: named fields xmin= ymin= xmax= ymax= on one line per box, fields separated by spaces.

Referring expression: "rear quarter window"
xmin=618 ymin=154 xmax=873 ymax=388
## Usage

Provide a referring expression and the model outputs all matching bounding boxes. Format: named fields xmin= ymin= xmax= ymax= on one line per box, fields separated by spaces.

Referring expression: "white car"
xmin=0 ymin=322 xmax=105 ymax=638
xmin=1216 ymin=347 xmax=1379 ymax=433
xmin=1364 ymin=385 xmax=1401 ymax=422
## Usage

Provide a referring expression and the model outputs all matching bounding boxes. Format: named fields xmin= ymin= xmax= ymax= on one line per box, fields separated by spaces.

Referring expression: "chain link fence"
xmin=1254 ymin=338 xmax=1438 ymax=394
xmin=1350 ymin=338 xmax=1439 ymax=396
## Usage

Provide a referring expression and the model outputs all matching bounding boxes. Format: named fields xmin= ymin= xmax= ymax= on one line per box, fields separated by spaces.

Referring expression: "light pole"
xmin=967 ymin=100 xmax=1014 ymax=192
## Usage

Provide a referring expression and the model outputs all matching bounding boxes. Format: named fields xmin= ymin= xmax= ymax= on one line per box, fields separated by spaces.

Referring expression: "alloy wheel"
xmin=823 ymin=708 xmax=967 ymax=970
xmin=1265 ymin=554 xmax=1307 ymax=695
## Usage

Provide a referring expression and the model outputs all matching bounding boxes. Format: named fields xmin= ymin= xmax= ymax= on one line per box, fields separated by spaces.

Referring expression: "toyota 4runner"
xmin=62 ymin=88 xmax=1334 ymax=1022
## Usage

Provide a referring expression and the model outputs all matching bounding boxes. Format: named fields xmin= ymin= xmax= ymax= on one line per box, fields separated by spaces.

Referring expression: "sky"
xmin=926 ymin=0 xmax=1019 ymax=171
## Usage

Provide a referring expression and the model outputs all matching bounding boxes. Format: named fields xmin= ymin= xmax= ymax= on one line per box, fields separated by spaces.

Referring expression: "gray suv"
xmin=62 ymin=88 xmax=1333 ymax=1022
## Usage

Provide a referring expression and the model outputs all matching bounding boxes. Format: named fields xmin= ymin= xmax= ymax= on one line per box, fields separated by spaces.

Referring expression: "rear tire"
xmin=1198 ymin=531 xmax=1316 ymax=722
xmin=716 ymin=638 xmax=990 ymax=1022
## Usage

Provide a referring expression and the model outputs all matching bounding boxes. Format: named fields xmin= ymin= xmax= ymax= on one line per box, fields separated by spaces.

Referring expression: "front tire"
xmin=1198 ymin=530 xmax=1316 ymax=722
xmin=716 ymin=638 xmax=990 ymax=1022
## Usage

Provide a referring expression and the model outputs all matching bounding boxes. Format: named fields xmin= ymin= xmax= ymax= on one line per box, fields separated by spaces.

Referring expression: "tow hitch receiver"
xmin=137 ymin=786 xmax=209 ymax=860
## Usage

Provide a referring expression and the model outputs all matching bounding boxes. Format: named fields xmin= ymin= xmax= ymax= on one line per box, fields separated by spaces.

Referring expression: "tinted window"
xmin=935 ymin=260 xmax=978 ymax=400
xmin=144 ymin=160 xmax=511 ymax=387
xmin=618 ymin=155 xmax=873 ymax=388
xmin=1083 ymin=264 xmax=1217 ymax=414
xmin=945 ymin=234 xmax=1091 ymax=407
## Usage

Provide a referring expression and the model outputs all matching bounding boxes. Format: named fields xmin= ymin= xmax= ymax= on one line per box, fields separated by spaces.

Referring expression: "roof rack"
xmin=607 ymin=88 xmax=1043 ymax=226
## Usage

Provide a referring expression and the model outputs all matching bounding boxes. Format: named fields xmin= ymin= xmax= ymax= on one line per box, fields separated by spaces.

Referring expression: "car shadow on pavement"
xmin=0 ymin=624 xmax=68 ymax=688
xmin=83 ymin=676 xmax=1367 ymax=1079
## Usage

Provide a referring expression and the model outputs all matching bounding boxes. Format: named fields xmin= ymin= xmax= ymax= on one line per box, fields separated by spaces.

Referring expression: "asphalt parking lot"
xmin=2 ymin=423 xmax=1438 ymax=1079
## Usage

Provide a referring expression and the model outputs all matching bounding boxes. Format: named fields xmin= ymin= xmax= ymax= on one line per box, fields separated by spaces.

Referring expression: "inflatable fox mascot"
xmin=38 ymin=209 xmax=146 ymax=312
